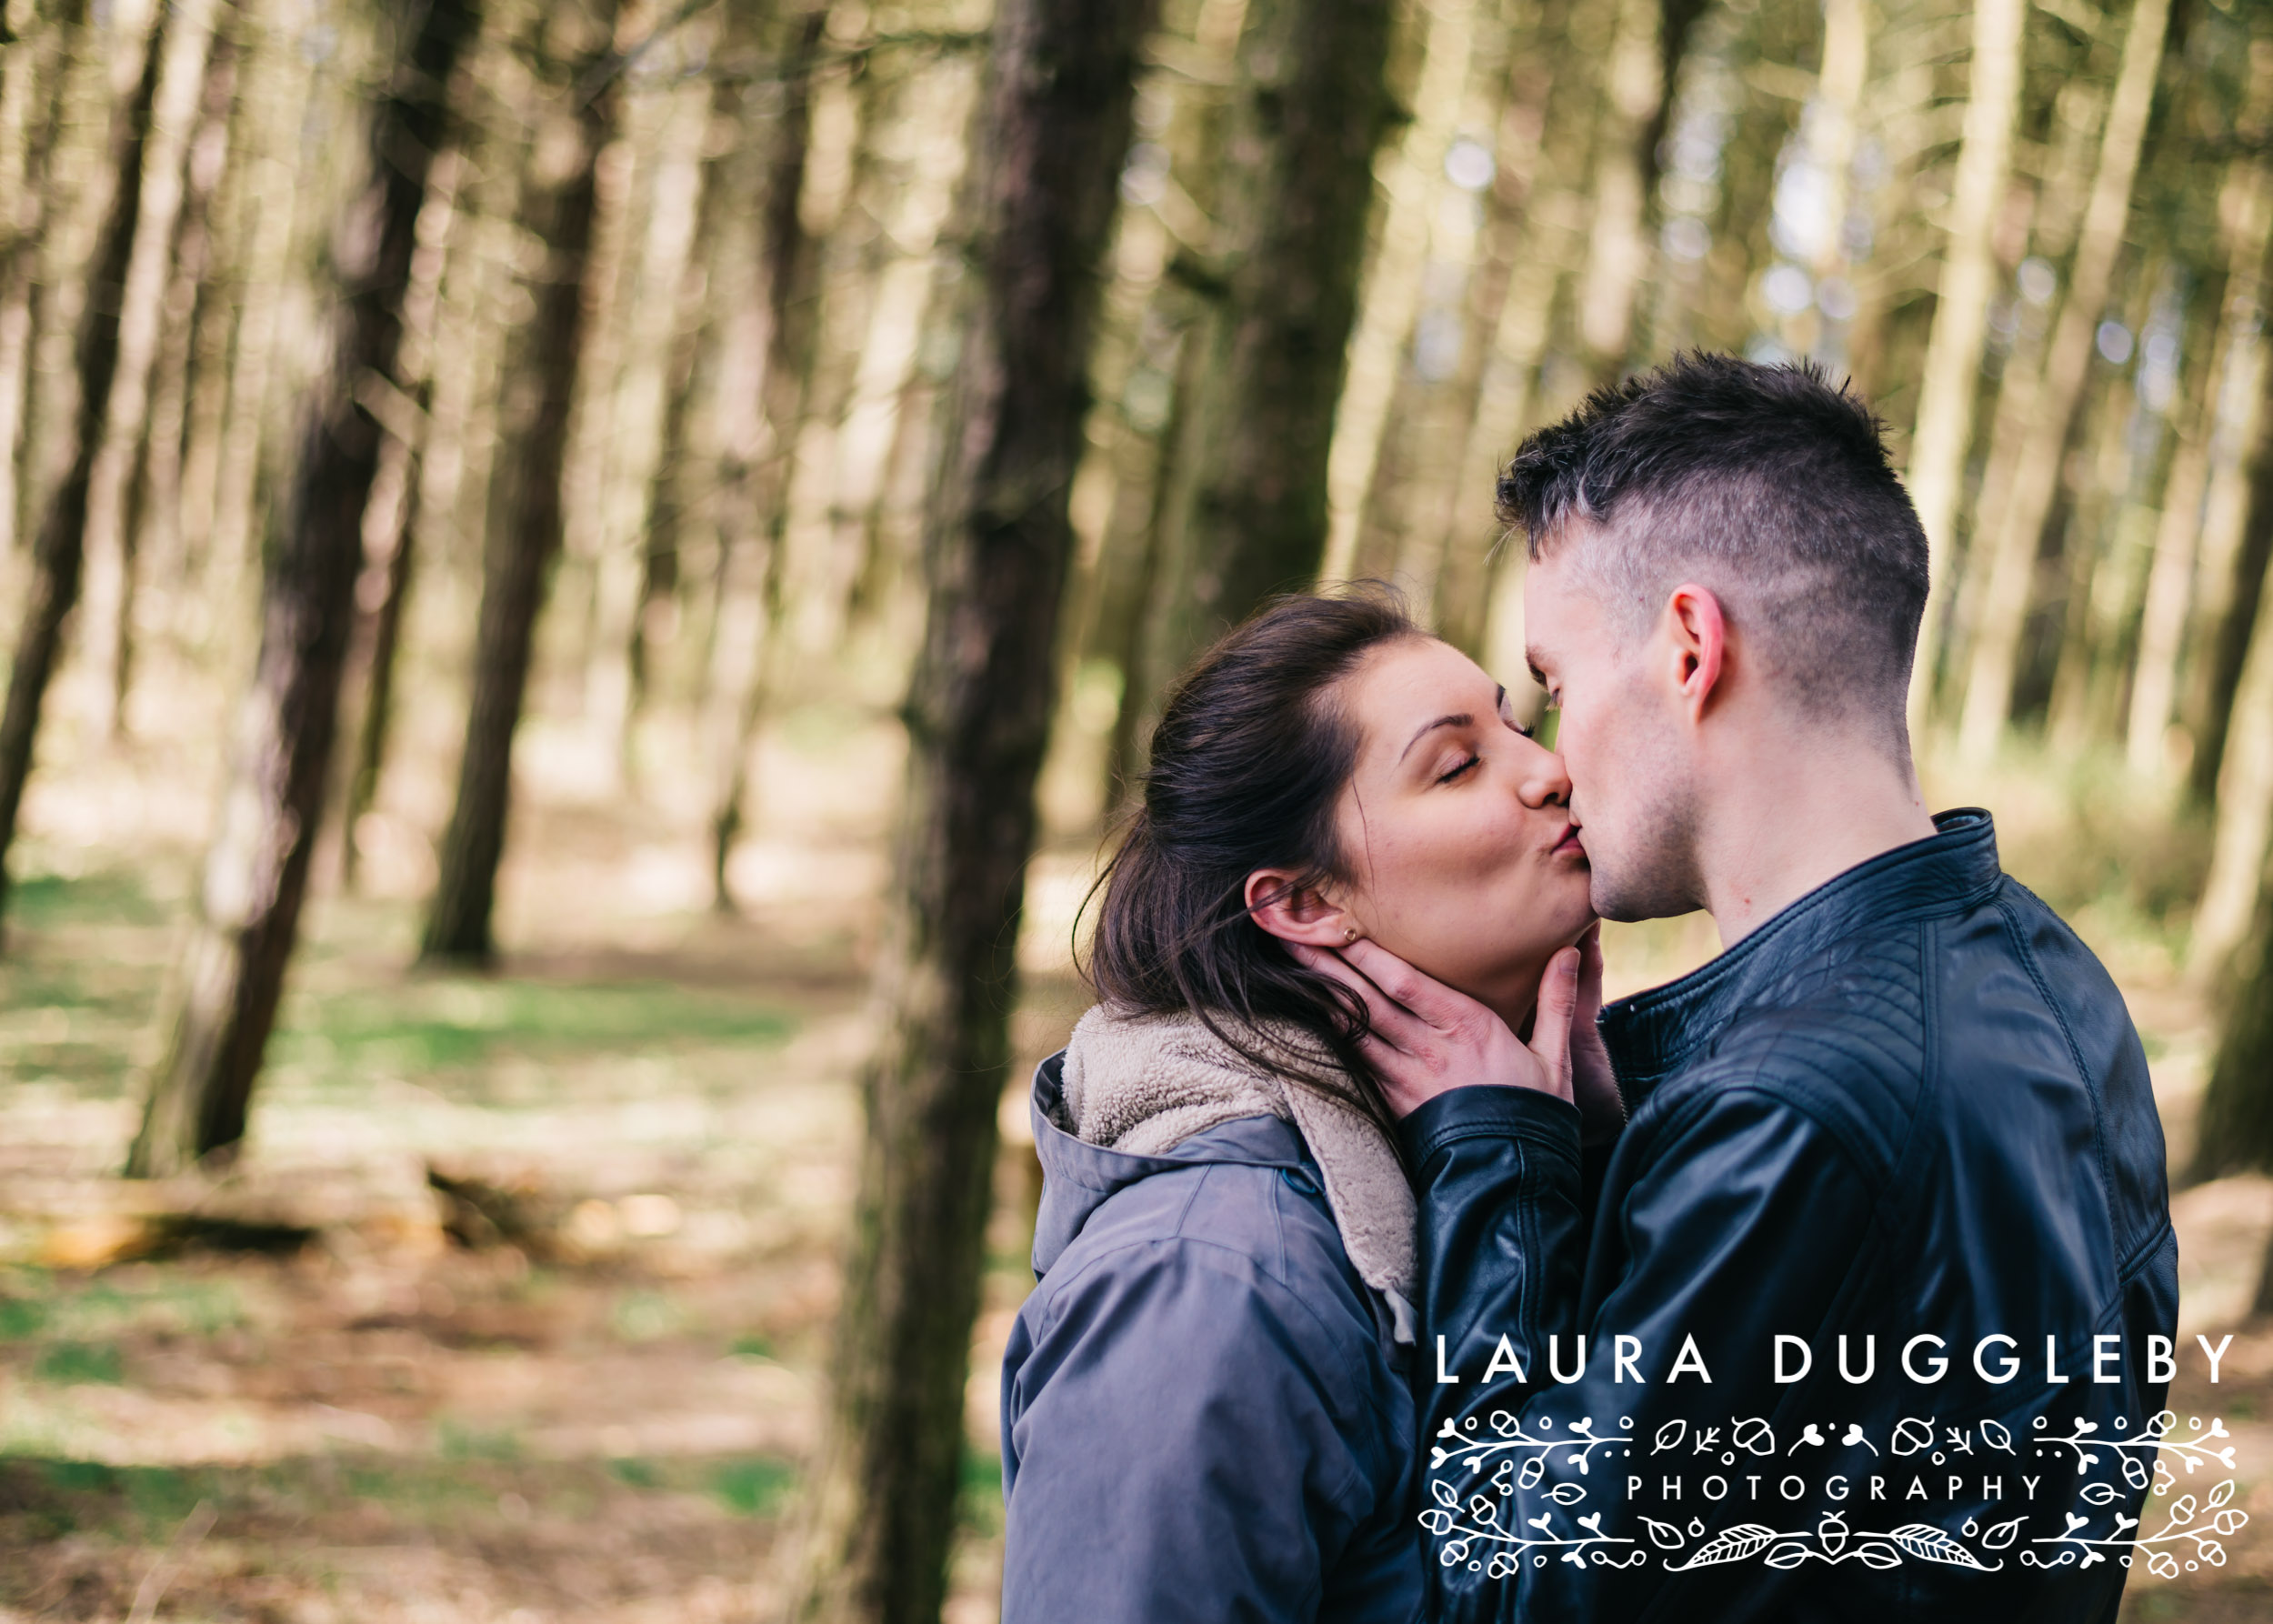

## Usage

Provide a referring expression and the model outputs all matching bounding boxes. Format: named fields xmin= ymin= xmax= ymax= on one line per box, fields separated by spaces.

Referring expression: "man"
xmin=1311 ymin=356 xmax=2178 ymax=1621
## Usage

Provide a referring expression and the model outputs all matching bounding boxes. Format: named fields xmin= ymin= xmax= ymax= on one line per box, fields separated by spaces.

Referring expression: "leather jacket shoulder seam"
xmin=1991 ymin=892 xmax=2118 ymax=1214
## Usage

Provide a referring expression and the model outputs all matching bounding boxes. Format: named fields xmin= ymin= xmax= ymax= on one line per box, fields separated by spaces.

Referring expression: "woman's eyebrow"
xmin=1399 ymin=713 xmax=1473 ymax=763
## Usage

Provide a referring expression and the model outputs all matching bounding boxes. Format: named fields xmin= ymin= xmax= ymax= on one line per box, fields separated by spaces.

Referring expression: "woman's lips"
xmin=1552 ymin=823 xmax=1587 ymax=857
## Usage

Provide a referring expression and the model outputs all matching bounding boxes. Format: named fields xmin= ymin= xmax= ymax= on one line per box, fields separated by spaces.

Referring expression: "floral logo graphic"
xmin=1417 ymin=1407 xmax=2248 ymax=1577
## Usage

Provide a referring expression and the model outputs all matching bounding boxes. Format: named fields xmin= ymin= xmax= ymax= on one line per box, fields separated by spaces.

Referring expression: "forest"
xmin=1 ymin=0 xmax=2272 ymax=1618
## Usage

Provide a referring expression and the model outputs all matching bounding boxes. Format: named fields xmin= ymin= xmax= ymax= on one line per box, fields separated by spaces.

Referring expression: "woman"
xmin=997 ymin=587 xmax=1616 ymax=1622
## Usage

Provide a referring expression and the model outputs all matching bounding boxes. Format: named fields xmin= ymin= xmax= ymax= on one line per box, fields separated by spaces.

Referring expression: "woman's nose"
xmin=1516 ymin=743 xmax=1572 ymax=808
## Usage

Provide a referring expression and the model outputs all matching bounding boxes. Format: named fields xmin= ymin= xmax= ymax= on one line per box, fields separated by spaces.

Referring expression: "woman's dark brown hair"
xmin=1086 ymin=584 xmax=1424 ymax=1135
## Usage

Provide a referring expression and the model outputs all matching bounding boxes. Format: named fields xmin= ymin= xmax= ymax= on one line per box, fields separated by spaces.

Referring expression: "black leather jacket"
xmin=1401 ymin=811 xmax=2178 ymax=1623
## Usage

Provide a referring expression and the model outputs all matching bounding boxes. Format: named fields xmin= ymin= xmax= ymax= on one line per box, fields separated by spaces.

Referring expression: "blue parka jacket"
xmin=999 ymin=1057 xmax=1426 ymax=1623
xmin=1405 ymin=810 xmax=2179 ymax=1623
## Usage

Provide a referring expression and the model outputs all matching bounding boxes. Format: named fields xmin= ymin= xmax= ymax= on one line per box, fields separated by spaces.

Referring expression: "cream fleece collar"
xmin=1059 ymin=1005 xmax=1417 ymax=1305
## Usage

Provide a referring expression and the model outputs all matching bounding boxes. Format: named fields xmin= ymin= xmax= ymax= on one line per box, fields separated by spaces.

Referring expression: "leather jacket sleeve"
xmin=1400 ymin=1078 xmax=1877 ymax=1624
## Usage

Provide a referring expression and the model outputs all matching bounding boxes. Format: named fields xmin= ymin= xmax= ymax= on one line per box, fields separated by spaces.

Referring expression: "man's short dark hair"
xmin=1497 ymin=353 xmax=1928 ymax=735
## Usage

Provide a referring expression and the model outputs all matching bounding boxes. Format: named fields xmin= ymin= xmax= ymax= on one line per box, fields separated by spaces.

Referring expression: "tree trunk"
xmin=1572 ymin=0 xmax=1668 ymax=384
xmin=125 ymin=27 xmax=238 ymax=611
xmin=1317 ymin=0 xmax=1478 ymax=584
xmin=1957 ymin=0 xmax=2173 ymax=764
xmin=2191 ymin=485 xmax=2273 ymax=972
xmin=339 ymin=143 xmax=466 ymax=887
xmin=784 ymin=0 xmax=1153 ymax=1618
xmin=2128 ymin=55 xmax=2273 ymax=775
xmin=2188 ymin=888 xmax=2273 ymax=1182
xmin=123 ymin=0 xmax=478 ymax=1174
xmin=0 ymin=0 xmax=72 ymax=559
xmin=1139 ymin=0 xmax=1395 ymax=703
xmin=420 ymin=0 xmax=620 ymax=964
xmin=2190 ymin=351 xmax=2273 ymax=807
xmin=199 ymin=0 xmax=316 ymax=648
xmin=75 ymin=0 xmax=217 ymax=738
xmin=1901 ymin=0 xmax=2027 ymax=730
xmin=700 ymin=0 xmax=828 ymax=910
xmin=0 ymin=10 xmax=161 ymax=939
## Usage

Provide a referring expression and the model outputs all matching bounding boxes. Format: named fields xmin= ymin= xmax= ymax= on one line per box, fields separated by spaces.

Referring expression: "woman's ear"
xmin=1245 ymin=867 xmax=1357 ymax=947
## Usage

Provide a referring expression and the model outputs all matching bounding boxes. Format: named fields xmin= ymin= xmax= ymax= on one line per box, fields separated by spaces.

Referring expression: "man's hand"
xmin=1289 ymin=937 xmax=1580 ymax=1119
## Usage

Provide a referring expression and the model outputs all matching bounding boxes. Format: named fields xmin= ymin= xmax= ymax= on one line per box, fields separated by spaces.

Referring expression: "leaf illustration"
xmin=1855 ymin=1543 xmax=1901 ymax=1569
xmin=1979 ymin=1516 xmax=2025 ymax=1550
xmin=1664 ymin=1524 xmax=1779 ymax=1571
xmin=1641 ymin=1517 xmax=1687 ymax=1549
xmin=1887 ymin=1523 xmax=1990 ymax=1569
xmin=2208 ymin=1478 xmax=2236 ymax=1509
xmin=1763 ymin=1542 xmax=1811 ymax=1569
xmin=1547 ymin=1482 xmax=1587 ymax=1505
xmin=1653 ymin=1419 xmax=1687 ymax=1453
xmin=1978 ymin=1419 xmax=2014 ymax=1453
xmin=1431 ymin=1479 xmax=1459 ymax=1509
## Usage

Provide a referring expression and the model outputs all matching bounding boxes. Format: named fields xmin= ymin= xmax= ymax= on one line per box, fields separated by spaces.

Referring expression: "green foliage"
xmin=712 ymin=1456 xmax=796 ymax=1516
xmin=33 ymin=1340 xmax=124 ymax=1385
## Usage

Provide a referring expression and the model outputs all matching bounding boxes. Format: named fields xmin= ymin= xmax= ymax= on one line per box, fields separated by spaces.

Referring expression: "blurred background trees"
xmin=7 ymin=0 xmax=2273 ymax=1616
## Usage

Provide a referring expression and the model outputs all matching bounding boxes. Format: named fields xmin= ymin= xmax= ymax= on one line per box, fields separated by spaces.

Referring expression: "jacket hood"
xmin=1026 ymin=1048 xmax=1308 ymax=1278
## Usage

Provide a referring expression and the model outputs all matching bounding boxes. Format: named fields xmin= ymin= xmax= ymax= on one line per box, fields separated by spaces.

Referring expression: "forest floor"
xmin=1 ymin=644 xmax=2270 ymax=1621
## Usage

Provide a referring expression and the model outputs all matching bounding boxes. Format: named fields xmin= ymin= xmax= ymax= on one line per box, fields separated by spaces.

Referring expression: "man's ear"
xmin=1660 ymin=583 xmax=1727 ymax=721
xmin=1244 ymin=868 xmax=1357 ymax=947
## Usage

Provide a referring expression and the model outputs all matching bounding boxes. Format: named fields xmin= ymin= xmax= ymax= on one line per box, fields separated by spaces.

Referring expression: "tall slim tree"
xmin=125 ymin=0 xmax=480 ymax=1176
xmin=75 ymin=0 xmax=219 ymax=737
xmin=1957 ymin=0 xmax=2173 ymax=762
xmin=1902 ymin=0 xmax=2027 ymax=729
xmin=0 ymin=8 xmax=161 ymax=939
xmin=785 ymin=0 xmax=1155 ymax=1617
xmin=699 ymin=0 xmax=828 ymax=910
xmin=420 ymin=0 xmax=623 ymax=963
xmin=1134 ymin=0 xmax=1395 ymax=735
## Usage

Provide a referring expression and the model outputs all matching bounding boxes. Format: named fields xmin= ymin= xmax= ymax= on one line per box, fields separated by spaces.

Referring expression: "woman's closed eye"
xmin=1435 ymin=753 xmax=1481 ymax=786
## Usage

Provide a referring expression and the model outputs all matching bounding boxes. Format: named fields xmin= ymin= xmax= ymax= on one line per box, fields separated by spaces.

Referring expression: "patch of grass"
xmin=5 ymin=870 xmax=165 ymax=928
xmin=610 ymin=1289 xmax=687 ymax=1344
xmin=712 ymin=1457 xmax=796 ymax=1517
xmin=34 ymin=1340 xmax=123 ymax=1384
xmin=608 ymin=1456 xmax=659 ymax=1488
xmin=15 ymin=1461 xmax=205 ymax=1538
xmin=269 ymin=979 xmax=795 ymax=1080
xmin=0 ymin=1296 xmax=48 ymax=1339
xmin=957 ymin=1449 xmax=1003 ymax=1538
xmin=31 ymin=1278 xmax=246 ymax=1342
xmin=436 ymin=1420 xmax=523 ymax=1462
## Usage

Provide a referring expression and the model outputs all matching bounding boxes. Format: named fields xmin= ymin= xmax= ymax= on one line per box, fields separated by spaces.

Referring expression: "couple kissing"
xmin=996 ymin=354 xmax=2178 ymax=1624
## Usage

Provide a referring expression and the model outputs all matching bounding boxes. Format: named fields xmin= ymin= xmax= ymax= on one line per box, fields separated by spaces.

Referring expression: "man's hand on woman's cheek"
xmin=1287 ymin=937 xmax=1577 ymax=1118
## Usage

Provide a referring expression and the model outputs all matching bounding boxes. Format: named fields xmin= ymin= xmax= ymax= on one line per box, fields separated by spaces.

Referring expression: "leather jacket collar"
xmin=1598 ymin=807 xmax=2003 ymax=1097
